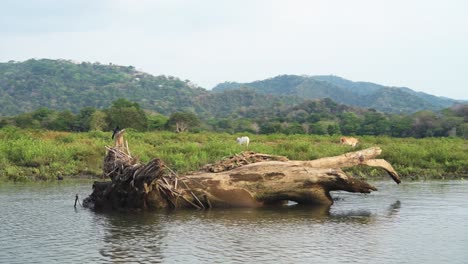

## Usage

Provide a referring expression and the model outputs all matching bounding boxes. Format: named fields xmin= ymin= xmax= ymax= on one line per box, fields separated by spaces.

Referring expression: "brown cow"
xmin=340 ymin=136 xmax=359 ymax=147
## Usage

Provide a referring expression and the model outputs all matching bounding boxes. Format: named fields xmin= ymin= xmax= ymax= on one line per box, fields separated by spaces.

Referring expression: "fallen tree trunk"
xmin=83 ymin=139 xmax=400 ymax=210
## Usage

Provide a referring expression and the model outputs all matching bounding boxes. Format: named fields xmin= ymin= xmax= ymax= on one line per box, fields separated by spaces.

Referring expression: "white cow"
xmin=236 ymin=136 xmax=250 ymax=147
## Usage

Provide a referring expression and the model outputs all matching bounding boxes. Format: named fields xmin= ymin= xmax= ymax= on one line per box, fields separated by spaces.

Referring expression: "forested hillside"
xmin=1 ymin=59 xmax=467 ymax=139
xmin=195 ymin=88 xmax=303 ymax=118
xmin=0 ymin=59 xmax=209 ymax=116
xmin=1 ymin=59 xmax=462 ymax=117
xmin=0 ymin=59 xmax=304 ymax=118
xmin=213 ymin=75 xmax=461 ymax=113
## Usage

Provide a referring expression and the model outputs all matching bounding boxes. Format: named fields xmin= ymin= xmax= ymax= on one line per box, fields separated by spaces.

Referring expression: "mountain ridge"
xmin=212 ymin=74 xmax=461 ymax=113
xmin=0 ymin=59 xmax=463 ymax=117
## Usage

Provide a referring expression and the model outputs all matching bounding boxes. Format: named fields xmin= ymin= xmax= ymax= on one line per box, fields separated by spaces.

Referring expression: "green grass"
xmin=0 ymin=127 xmax=467 ymax=182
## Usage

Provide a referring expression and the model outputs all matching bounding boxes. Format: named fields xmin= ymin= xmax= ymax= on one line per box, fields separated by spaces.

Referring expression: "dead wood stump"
xmin=83 ymin=144 xmax=400 ymax=210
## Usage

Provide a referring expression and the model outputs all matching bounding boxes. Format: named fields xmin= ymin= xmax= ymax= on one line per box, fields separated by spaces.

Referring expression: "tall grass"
xmin=0 ymin=127 xmax=466 ymax=182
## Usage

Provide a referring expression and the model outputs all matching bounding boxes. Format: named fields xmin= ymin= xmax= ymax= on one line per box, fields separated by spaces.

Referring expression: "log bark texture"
xmin=83 ymin=145 xmax=400 ymax=210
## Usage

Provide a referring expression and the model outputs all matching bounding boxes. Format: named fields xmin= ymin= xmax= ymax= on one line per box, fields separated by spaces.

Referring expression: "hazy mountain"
xmin=213 ymin=75 xmax=461 ymax=113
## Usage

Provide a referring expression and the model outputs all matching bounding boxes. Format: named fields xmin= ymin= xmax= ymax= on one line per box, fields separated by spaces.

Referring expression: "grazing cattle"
xmin=236 ymin=136 xmax=250 ymax=147
xmin=340 ymin=136 xmax=359 ymax=147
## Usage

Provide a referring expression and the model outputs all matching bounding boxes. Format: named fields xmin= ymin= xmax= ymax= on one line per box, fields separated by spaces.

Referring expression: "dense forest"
xmin=0 ymin=59 xmax=467 ymax=138
xmin=0 ymin=97 xmax=467 ymax=139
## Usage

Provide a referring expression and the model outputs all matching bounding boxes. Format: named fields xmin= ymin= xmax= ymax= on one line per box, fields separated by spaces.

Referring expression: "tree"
xmin=389 ymin=115 xmax=412 ymax=137
xmin=446 ymin=104 xmax=468 ymax=122
xmin=411 ymin=111 xmax=443 ymax=137
xmin=75 ymin=107 xmax=97 ymax=132
xmin=441 ymin=116 xmax=463 ymax=137
xmin=233 ymin=118 xmax=256 ymax=133
xmin=259 ymin=121 xmax=282 ymax=134
xmin=47 ymin=110 xmax=76 ymax=131
xmin=339 ymin=112 xmax=361 ymax=135
xmin=167 ymin=112 xmax=200 ymax=133
xmin=0 ymin=118 xmax=9 ymax=128
xmin=212 ymin=118 xmax=234 ymax=133
xmin=147 ymin=113 xmax=169 ymax=130
xmin=31 ymin=107 xmax=55 ymax=128
xmin=250 ymin=122 xmax=260 ymax=134
xmin=89 ymin=111 xmax=108 ymax=131
xmin=106 ymin=99 xmax=148 ymax=131
xmin=309 ymin=122 xmax=328 ymax=135
xmin=458 ymin=123 xmax=468 ymax=139
xmin=327 ymin=123 xmax=340 ymax=135
xmin=286 ymin=109 xmax=308 ymax=123
xmin=283 ymin=122 xmax=305 ymax=134
xmin=13 ymin=113 xmax=40 ymax=129
xmin=359 ymin=112 xmax=390 ymax=135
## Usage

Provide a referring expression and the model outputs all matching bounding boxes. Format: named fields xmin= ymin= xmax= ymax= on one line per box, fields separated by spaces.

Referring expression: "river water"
xmin=0 ymin=180 xmax=467 ymax=264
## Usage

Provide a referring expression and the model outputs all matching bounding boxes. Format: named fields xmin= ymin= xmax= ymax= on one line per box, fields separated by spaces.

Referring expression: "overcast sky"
xmin=1 ymin=0 xmax=467 ymax=99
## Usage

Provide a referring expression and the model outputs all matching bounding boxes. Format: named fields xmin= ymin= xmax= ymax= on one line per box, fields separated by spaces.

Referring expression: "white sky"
xmin=1 ymin=0 xmax=467 ymax=100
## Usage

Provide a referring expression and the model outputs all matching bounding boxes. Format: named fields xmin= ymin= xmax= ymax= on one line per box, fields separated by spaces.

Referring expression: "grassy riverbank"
xmin=0 ymin=127 xmax=466 ymax=182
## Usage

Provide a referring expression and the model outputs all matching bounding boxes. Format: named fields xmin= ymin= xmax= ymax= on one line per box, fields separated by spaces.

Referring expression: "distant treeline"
xmin=0 ymin=98 xmax=467 ymax=139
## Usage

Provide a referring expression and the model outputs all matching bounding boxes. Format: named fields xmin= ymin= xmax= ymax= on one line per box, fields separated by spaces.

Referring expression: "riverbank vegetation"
xmin=0 ymin=127 xmax=466 ymax=182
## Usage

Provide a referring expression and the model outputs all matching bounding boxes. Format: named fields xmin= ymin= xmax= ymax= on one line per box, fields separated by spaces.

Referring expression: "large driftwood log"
xmin=83 ymin=139 xmax=400 ymax=210
xmin=183 ymin=148 xmax=400 ymax=208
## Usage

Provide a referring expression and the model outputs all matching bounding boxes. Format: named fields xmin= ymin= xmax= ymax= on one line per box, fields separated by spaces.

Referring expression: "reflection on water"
xmin=97 ymin=211 xmax=167 ymax=263
xmin=386 ymin=200 xmax=401 ymax=217
xmin=96 ymin=204 xmax=388 ymax=263
xmin=0 ymin=181 xmax=467 ymax=263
